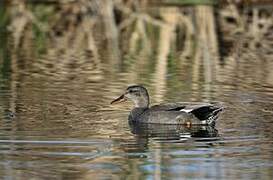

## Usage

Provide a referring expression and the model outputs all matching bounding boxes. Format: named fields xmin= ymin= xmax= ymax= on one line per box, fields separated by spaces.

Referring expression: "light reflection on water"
xmin=0 ymin=58 xmax=272 ymax=179
xmin=0 ymin=3 xmax=273 ymax=180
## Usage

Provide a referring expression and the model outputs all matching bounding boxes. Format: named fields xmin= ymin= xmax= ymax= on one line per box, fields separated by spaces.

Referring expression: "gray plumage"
xmin=111 ymin=85 xmax=223 ymax=125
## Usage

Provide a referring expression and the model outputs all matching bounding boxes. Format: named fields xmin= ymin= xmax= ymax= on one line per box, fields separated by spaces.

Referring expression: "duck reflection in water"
xmin=124 ymin=122 xmax=219 ymax=153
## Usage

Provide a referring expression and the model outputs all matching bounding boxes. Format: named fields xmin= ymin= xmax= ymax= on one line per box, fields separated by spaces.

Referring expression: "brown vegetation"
xmin=2 ymin=0 xmax=273 ymax=103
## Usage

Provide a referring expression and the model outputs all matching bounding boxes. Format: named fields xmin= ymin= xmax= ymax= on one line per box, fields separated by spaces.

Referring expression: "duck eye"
xmin=128 ymin=89 xmax=137 ymax=93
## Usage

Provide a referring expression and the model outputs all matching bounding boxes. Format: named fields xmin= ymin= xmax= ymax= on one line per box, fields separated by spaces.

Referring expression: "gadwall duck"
xmin=111 ymin=85 xmax=223 ymax=125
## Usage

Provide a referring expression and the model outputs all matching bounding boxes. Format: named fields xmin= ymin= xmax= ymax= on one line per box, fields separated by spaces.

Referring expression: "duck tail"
xmin=207 ymin=107 xmax=224 ymax=125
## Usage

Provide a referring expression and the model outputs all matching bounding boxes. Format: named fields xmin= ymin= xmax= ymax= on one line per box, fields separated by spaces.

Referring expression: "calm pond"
xmin=0 ymin=1 xmax=273 ymax=179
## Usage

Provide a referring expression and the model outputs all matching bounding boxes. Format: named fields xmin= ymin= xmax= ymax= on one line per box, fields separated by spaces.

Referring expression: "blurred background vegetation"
xmin=0 ymin=0 xmax=272 ymax=93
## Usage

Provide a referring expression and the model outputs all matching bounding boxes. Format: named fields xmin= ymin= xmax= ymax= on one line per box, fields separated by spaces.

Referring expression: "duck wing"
xmin=150 ymin=102 xmax=212 ymax=112
xmin=150 ymin=102 xmax=223 ymax=124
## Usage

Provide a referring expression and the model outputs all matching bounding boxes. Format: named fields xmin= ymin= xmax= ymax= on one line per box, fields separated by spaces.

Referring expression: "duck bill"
xmin=110 ymin=94 xmax=127 ymax=105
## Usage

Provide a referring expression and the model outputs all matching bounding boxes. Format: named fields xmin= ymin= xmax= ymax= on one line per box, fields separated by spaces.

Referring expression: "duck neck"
xmin=134 ymin=96 xmax=149 ymax=108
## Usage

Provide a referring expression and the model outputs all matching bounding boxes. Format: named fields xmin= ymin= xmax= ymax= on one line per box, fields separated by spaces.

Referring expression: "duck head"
xmin=111 ymin=85 xmax=150 ymax=108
